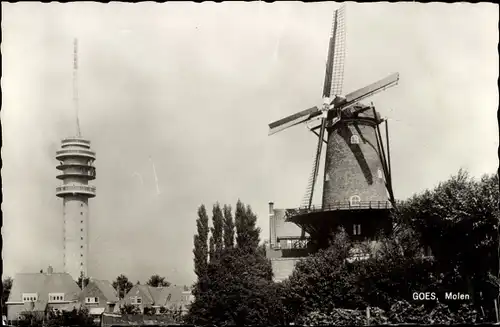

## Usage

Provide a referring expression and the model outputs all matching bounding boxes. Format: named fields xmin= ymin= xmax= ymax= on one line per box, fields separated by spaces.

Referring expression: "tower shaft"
xmin=56 ymin=137 xmax=96 ymax=280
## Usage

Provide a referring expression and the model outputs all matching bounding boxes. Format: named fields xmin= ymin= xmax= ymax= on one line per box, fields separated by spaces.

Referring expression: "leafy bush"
xmin=119 ymin=304 xmax=141 ymax=315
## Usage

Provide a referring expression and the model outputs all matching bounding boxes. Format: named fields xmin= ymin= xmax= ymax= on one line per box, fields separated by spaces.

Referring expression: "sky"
xmin=2 ymin=2 xmax=498 ymax=286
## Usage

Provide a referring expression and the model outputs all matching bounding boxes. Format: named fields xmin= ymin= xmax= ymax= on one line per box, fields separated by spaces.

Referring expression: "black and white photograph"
xmin=1 ymin=1 xmax=498 ymax=326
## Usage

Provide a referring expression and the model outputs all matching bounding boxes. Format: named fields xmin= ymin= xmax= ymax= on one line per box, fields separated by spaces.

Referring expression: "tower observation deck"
xmin=56 ymin=137 xmax=96 ymax=280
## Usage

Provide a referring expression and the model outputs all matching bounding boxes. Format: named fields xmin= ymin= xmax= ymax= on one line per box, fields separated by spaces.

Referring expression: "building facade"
xmin=5 ymin=266 xmax=81 ymax=322
xmin=119 ymin=285 xmax=193 ymax=314
xmin=79 ymin=279 xmax=119 ymax=315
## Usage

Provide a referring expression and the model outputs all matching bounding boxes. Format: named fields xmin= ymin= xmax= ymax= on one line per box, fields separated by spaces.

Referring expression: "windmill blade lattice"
xmin=329 ymin=5 xmax=346 ymax=98
xmin=300 ymin=131 xmax=326 ymax=209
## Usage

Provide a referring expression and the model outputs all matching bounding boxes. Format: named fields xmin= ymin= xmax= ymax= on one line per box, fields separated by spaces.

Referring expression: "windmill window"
xmin=350 ymin=135 xmax=360 ymax=144
xmin=377 ymin=169 xmax=384 ymax=179
xmin=349 ymin=195 xmax=361 ymax=206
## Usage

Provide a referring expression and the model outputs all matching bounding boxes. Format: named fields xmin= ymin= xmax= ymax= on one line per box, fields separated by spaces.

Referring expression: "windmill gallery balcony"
xmin=56 ymin=185 xmax=96 ymax=198
xmin=285 ymin=200 xmax=395 ymax=221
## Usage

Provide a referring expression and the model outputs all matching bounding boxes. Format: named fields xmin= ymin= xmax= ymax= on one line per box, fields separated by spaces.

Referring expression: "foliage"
xmin=394 ymin=170 xmax=499 ymax=314
xmin=223 ymin=204 xmax=235 ymax=248
xmin=76 ymin=272 xmax=90 ymax=290
xmin=281 ymin=228 xmax=362 ymax=321
xmin=193 ymin=204 xmax=209 ymax=297
xmin=300 ymin=309 xmax=368 ymax=326
xmin=188 ymin=201 xmax=282 ymax=326
xmin=387 ymin=300 xmax=485 ymax=324
xmin=17 ymin=311 xmax=45 ymax=327
xmin=2 ymin=277 xmax=13 ymax=316
xmin=45 ymin=307 xmax=95 ymax=327
xmin=112 ymin=274 xmax=134 ymax=299
xmin=189 ymin=247 xmax=283 ymax=326
xmin=143 ymin=306 xmax=156 ymax=315
xmin=209 ymin=235 xmax=215 ymax=262
xmin=146 ymin=274 xmax=170 ymax=287
xmin=119 ymin=304 xmax=141 ymax=315
xmin=212 ymin=203 xmax=224 ymax=257
xmin=299 ymin=302 xmax=485 ymax=326
xmin=235 ymin=200 xmax=260 ymax=252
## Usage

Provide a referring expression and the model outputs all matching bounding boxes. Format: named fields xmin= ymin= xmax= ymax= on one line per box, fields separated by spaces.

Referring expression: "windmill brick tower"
xmin=55 ymin=39 xmax=96 ymax=281
xmin=267 ymin=6 xmax=398 ymax=279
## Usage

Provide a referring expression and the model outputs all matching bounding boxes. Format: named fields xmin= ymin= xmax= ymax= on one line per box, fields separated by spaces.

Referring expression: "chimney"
xmin=47 ymin=266 xmax=54 ymax=274
xmin=269 ymin=202 xmax=275 ymax=248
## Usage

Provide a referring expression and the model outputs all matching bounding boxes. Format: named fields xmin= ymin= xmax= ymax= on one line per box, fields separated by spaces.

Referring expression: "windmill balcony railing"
xmin=285 ymin=201 xmax=394 ymax=219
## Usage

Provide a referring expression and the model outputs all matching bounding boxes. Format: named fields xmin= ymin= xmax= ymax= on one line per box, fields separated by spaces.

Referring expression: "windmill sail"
xmin=324 ymin=5 xmax=346 ymax=99
xmin=268 ymin=106 xmax=321 ymax=135
xmin=339 ymin=73 xmax=400 ymax=109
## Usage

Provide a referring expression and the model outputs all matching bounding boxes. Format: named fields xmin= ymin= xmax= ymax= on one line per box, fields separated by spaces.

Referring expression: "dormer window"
xmin=350 ymin=135 xmax=360 ymax=144
xmin=349 ymin=195 xmax=361 ymax=206
xmin=22 ymin=293 xmax=38 ymax=302
xmin=49 ymin=293 xmax=65 ymax=302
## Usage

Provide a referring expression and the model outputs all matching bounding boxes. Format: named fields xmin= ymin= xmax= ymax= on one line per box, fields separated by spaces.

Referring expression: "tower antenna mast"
xmin=73 ymin=38 xmax=82 ymax=137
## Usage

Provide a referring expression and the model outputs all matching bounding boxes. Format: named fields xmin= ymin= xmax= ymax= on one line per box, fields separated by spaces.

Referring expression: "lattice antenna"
xmin=73 ymin=38 xmax=82 ymax=137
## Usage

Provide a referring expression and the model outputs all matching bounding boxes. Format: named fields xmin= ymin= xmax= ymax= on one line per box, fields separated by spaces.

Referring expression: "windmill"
xmin=268 ymin=6 xmax=398 ymax=247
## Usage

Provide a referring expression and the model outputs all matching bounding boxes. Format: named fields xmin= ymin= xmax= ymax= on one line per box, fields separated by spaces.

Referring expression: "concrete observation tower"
xmin=55 ymin=39 xmax=96 ymax=281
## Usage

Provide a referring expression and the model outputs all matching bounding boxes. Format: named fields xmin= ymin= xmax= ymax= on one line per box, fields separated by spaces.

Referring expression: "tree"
xmin=193 ymin=205 xmax=209 ymax=279
xmin=187 ymin=201 xmax=282 ymax=326
xmin=119 ymin=304 xmax=140 ymax=315
xmin=187 ymin=246 xmax=283 ymax=326
xmin=76 ymin=272 xmax=90 ymax=289
xmin=143 ymin=307 xmax=156 ymax=315
xmin=209 ymin=235 xmax=215 ymax=262
xmin=146 ymin=275 xmax=170 ymax=287
xmin=223 ymin=204 xmax=235 ymax=248
xmin=2 ymin=277 xmax=13 ymax=316
xmin=46 ymin=307 xmax=95 ymax=327
xmin=112 ymin=275 xmax=134 ymax=299
xmin=395 ymin=170 xmax=499 ymax=315
xmin=212 ymin=203 xmax=224 ymax=256
xmin=235 ymin=200 xmax=260 ymax=252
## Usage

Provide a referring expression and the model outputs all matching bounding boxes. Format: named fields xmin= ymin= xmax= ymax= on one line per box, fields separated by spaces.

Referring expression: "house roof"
xmin=122 ymin=285 xmax=193 ymax=307
xmin=89 ymin=279 xmax=118 ymax=302
xmin=7 ymin=272 xmax=80 ymax=303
